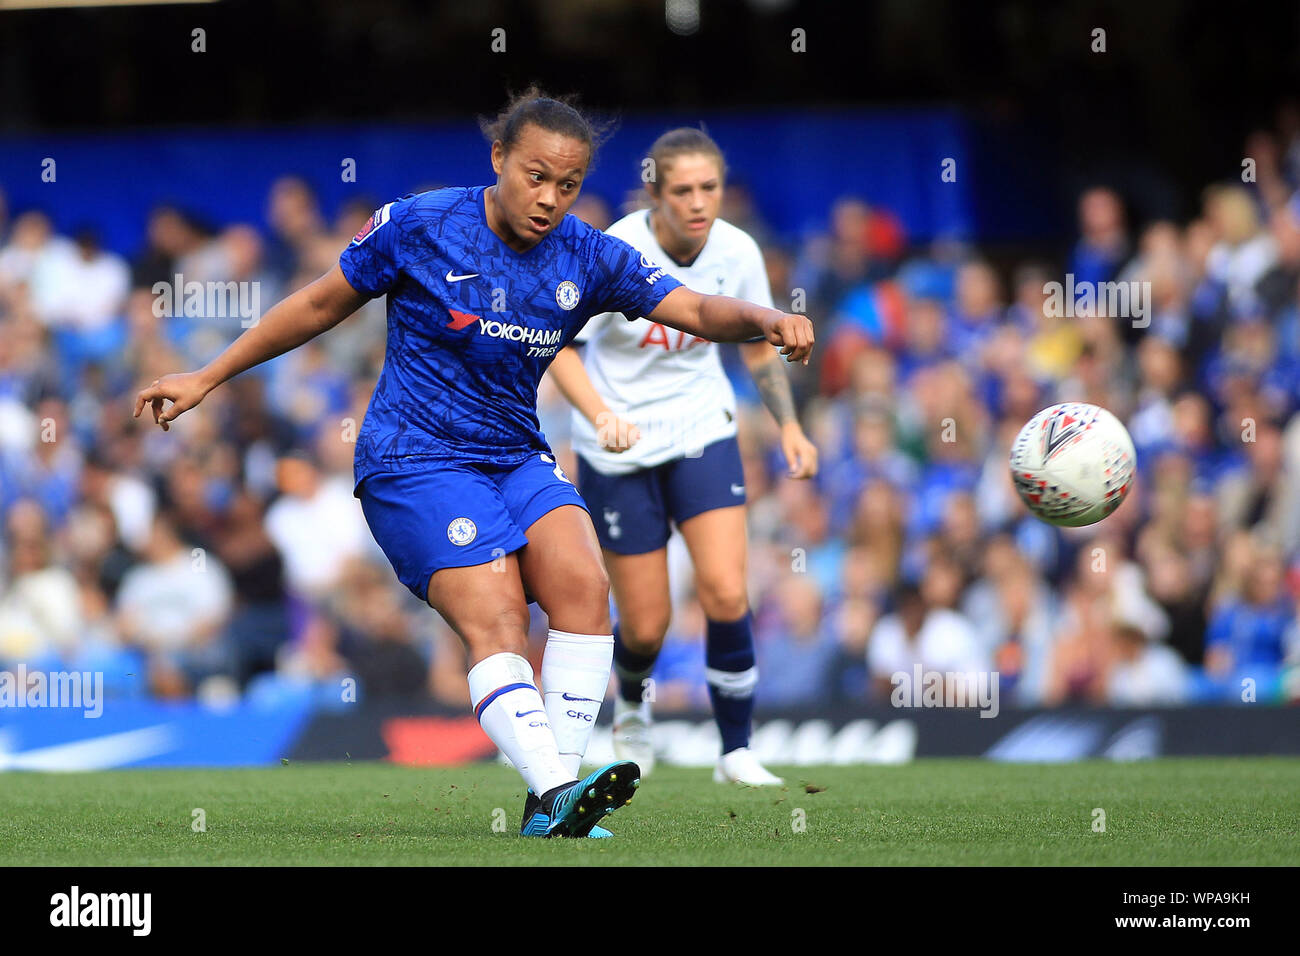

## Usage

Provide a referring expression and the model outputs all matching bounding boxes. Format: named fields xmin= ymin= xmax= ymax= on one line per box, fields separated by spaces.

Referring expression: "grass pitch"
xmin=1 ymin=758 xmax=1296 ymax=866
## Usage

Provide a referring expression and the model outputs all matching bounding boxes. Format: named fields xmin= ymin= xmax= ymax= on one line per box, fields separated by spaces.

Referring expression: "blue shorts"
xmin=576 ymin=436 xmax=746 ymax=555
xmin=357 ymin=453 xmax=588 ymax=601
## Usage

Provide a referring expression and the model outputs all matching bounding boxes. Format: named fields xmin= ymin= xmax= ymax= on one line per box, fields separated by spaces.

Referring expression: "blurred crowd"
xmin=2 ymin=116 xmax=1300 ymax=713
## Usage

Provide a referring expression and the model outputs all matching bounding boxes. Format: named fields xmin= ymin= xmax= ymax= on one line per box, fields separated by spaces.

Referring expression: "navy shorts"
xmin=576 ymin=436 xmax=746 ymax=555
xmin=357 ymin=452 xmax=588 ymax=601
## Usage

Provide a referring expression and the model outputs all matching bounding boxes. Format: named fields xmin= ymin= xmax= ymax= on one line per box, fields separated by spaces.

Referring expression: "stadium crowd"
xmin=2 ymin=120 xmax=1299 ymax=713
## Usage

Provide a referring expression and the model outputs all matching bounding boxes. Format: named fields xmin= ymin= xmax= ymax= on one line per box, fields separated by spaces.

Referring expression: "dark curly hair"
xmin=479 ymin=85 xmax=618 ymax=170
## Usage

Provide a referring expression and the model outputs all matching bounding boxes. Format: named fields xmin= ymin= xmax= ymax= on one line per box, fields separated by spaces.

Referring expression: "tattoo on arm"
xmin=751 ymin=355 xmax=798 ymax=426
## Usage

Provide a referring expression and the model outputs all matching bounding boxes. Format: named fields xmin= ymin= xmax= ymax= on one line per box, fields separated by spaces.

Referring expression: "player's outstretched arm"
xmin=133 ymin=265 xmax=367 ymax=430
xmin=647 ymin=286 xmax=814 ymax=364
xmin=545 ymin=346 xmax=640 ymax=452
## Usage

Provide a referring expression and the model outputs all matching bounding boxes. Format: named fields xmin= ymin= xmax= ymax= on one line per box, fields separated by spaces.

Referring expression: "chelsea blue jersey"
xmin=337 ymin=186 xmax=682 ymax=489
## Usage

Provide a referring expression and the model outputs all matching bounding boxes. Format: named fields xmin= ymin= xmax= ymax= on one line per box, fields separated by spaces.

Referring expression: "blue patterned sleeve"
xmin=338 ymin=199 xmax=402 ymax=297
xmin=585 ymin=230 xmax=682 ymax=321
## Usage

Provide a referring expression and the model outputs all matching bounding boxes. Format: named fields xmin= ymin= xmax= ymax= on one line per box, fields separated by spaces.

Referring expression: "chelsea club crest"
xmin=555 ymin=280 xmax=581 ymax=311
xmin=447 ymin=517 xmax=477 ymax=546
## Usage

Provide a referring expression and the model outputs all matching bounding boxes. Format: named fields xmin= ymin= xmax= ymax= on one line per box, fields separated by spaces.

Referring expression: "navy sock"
xmin=612 ymin=624 xmax=659 ymax=704
xmin=705 ymin=614 xmax=757 ymax=755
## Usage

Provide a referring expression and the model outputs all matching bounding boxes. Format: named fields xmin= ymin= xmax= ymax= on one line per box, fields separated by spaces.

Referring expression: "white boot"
xmin=713 ymin=747 xmax=783 ymax=786
xmin=612 ymin=696 xmax=655 ymax=776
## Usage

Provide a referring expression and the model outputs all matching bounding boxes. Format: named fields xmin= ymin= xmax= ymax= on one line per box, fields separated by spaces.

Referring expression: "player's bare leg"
xmin=607 ymin=547 xmax=673 ymax=657
xmin=518 ymin=504 xmax=641 ymax=835
xmin=605 ymin=547 xmax=673 ymax=773
xmin=428 ymin=550 xmax=638 ymax=837
xmin=426 ymin=557 xmax=573 ymax=795
xmin=519 ymin=504 xmax=613 ymax=773
xmin=679 ymin=505 xmax=782 ymax=786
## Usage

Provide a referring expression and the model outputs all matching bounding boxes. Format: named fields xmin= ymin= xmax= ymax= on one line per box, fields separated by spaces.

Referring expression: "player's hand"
xmin=594 ymin=410 xmax=641 ymax=453
xmin=133 ymin=371 xmax=211 ymax=431
xmin=780 ymin=422 xmax=819 ymax=479
xmin=761 ymin=311 xmax=814 ymax=365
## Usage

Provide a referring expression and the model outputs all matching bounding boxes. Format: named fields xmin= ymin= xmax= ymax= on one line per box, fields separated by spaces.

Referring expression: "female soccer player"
xmin=546 ymin=128 xmax=819 ymax=785
xmin=133 ymin=93 xmax=814 ymax=835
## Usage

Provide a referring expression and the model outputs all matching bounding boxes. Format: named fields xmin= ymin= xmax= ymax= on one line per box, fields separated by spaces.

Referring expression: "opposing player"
xmin=546 ymin=128 xmax=818 ymax=785
xmin=133 ymin=93 xmax=814 ymax=835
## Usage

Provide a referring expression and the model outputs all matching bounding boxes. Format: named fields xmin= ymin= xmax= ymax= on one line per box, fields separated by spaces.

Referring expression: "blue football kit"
xmin=337 ymin=185 xmax=682 ymax=599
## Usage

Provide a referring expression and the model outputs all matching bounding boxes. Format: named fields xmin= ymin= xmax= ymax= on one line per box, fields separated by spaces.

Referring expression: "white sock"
xmin=542 ymin=628 xmax=614 ymax=776
xmin=468 ymin=652 xmax=574 ymax=796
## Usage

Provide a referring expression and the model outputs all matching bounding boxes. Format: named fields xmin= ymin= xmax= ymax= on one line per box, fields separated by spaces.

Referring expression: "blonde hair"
xmin=1205 ymin=185 xmax=1261 ymax=245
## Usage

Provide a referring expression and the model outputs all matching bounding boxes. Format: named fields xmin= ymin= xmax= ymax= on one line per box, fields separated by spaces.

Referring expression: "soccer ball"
xmin=1008 ymin=402 xmax=1136 ymax=527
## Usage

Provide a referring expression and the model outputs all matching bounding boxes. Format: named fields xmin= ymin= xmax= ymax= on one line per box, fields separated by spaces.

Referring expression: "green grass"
xmin=1 ymin=758 xmax=1296 ymax=866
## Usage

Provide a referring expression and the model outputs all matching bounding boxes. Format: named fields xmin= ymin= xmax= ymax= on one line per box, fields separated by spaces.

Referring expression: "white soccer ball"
xmin=1008 ymin=402 xmax=1137 ymax=527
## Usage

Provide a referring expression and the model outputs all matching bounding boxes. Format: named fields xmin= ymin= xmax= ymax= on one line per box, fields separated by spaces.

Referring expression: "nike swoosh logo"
xmin=731 ymin=484 xmax=745 ymax=495
xmin=446 ymin=271 xmax=479 ymax=282
xmin=560 ymin=693 xmax=600 ymax=703
xmin=0 ymin=724 xmax=176 ymax=771
xmin=515 ymin=709 xmax=544 ymax=718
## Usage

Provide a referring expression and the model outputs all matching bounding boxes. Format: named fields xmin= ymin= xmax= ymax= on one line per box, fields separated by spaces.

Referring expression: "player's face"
xmin=651 ymin=152 xmax=723 ymax=248
xmin=490 ymin=124 xmax=589 ymax=248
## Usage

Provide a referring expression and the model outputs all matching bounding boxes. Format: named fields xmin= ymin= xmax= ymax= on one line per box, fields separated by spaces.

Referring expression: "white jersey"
xmin=572 ymin=210 xmax=774 ymax=475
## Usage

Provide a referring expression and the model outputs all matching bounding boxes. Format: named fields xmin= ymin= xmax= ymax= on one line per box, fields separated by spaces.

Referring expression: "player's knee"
xmin=462 ymin=605 xmax=531 ymax=659
xmin=545 ymin=559 xmax=611 ymax=631
xmin=575 ymin=558 xmax=610 ymax=606
xmin=697 ymin=579 xmax=749 ymax=622
xmin=620 ymin=610 xmax=671 ymax=654
xmin=587 ymin=561 xmax=612 ymax=605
